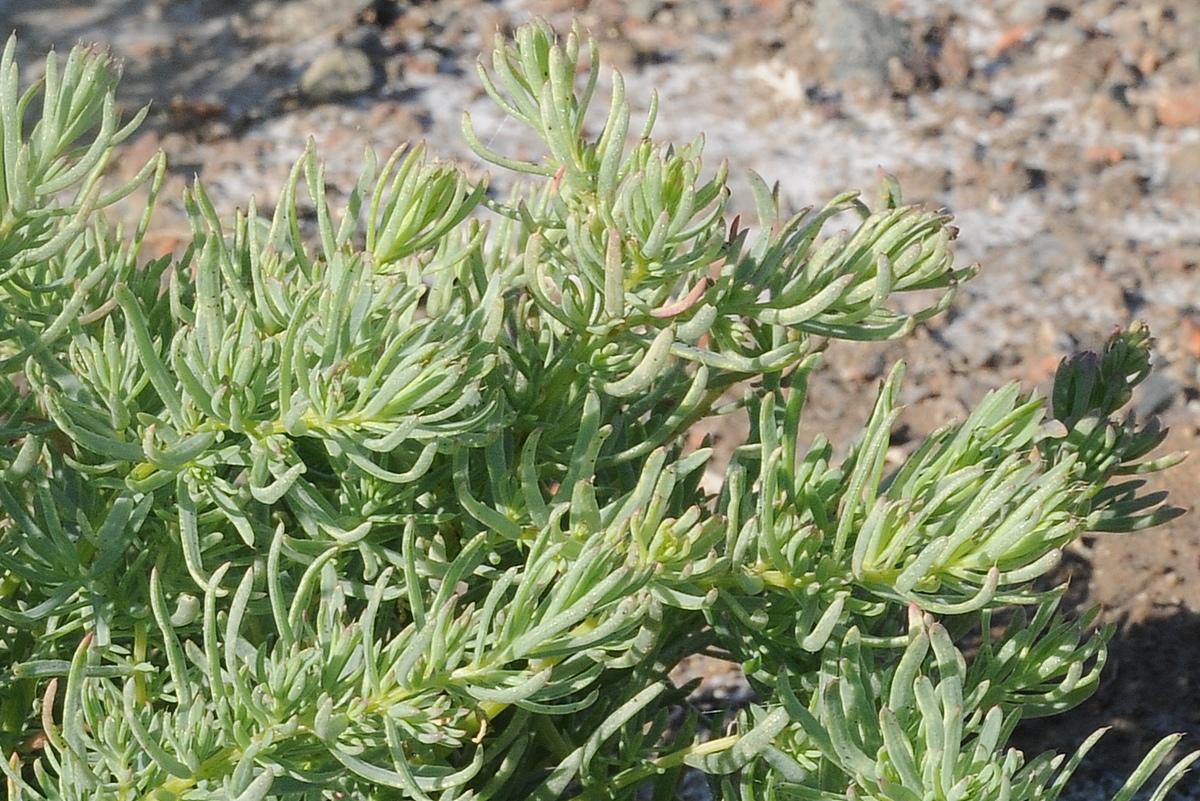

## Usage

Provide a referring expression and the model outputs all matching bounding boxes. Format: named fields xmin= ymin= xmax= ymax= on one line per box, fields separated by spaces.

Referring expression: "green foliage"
xmin=0 ymin=21 xmax=1193 ymax=801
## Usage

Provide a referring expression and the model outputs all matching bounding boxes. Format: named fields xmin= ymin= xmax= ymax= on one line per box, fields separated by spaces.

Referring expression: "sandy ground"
xmin=5 ymin=0 xmax=1200 ymax=795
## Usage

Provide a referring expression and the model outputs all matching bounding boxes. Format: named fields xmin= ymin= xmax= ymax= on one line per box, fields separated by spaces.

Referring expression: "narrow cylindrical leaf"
xmin=603 ymin=325 xmax=675 ymax=397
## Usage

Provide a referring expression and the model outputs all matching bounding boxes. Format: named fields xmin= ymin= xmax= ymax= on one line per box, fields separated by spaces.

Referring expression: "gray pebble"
xmin=626 ymin=0 xmax=666 ymax=24
xmin=814 ymin=0 xmax=913 ymax=87
xmin=678 ymin=0 xmax=727 ymax=26
xmin=299 ymin=46 xmax=375 ymax=103
xmin=1134 ymin=370 xmax=1181 ymax=418
xmin=1009 ymin=0 xmax=1049 ymax=23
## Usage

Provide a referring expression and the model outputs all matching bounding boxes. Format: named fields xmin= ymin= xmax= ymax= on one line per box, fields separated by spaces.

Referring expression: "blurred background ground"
xmin=4 ymin=0 xmax=1200 ymax=795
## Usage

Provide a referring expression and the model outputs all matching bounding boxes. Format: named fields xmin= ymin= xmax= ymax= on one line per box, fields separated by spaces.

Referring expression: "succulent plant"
xmin=0 ymin=22 xmax=1192 ymax=801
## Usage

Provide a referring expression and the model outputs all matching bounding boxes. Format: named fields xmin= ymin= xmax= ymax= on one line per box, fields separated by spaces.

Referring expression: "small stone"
xmin=1092 ymin=162 xmax=1148 ymax=216
xmin=300 ymin=47 xmax=375 ymax=103
xmin=595 ymin=36 xmax=641 ymax=70
xmin=677 ymin=0 xmax=727 ymax=26
xmin=987 ymin=24 xmax=1032 ymax=58
xmin=1182 ymin=318 xmax=1200 ymax=360
xmin=1164 ymin=145 xmax=1200 ymax=204
xmin=1137 ymin=48 xmax=1160 ymax=76
xmin=1154 ymin=86 xmax=1200 ymax=128
xmin=1063 ymin=37 xmax=1120 ymax=92
xmin=1085 ymin=144 xmax=1126 ymax=166
xmin=1134 ymin=371 xmax=1181 ymax=418
xmin=1135 ymin=103 xmax=1158 ymax=132
xmin=1085 ymin=92 xmax=1139 ymax=133
xmin=1009 ymin=0 xmax=1048 ymax=23
xmin=625 ymin=0 xmax=665 ymax=24
xmin=887 ymin=56 xmax=917 ymax=95
xmin=935 ymin=33 xmax=971 ymax=87
xmin=814 ymin=0 xmax=913 ymax=88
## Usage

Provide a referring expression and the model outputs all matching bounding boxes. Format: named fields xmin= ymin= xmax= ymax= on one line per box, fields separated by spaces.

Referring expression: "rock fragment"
xmin=300 ymin=46 xmax=375 ymax=102
xmin=813 ymin=0 xmax=912 ymax=88
xmin=1154 ymin=86 xmax=1200 ymax=128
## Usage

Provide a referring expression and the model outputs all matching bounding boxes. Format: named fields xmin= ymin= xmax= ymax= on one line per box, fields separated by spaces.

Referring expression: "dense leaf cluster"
xmin=0 ymin=23 xmax=1192 ymax=801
